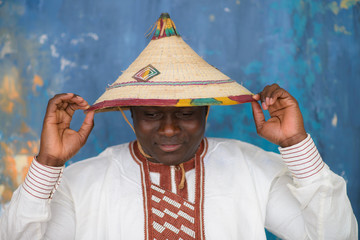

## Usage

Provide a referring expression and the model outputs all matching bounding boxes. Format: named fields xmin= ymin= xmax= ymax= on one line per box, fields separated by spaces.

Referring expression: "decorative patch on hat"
xmin=133 ymin=64 xmax=160 ymax=82
xmin=190 ymin=98 xmax=222 ymax=106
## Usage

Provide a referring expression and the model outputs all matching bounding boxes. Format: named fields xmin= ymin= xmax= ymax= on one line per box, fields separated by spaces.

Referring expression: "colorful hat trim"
xmin=88 ymin=95 xmax=253 ymax=112
xmin=107 ymin=79 xmax=236 ymax=89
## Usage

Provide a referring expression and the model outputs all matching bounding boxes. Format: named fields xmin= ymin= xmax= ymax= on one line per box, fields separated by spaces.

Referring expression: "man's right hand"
xmin=36 ymin=93 xmax=95 ymax=167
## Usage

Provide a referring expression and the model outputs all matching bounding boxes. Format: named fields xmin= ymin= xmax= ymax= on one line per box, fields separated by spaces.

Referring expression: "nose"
xmin=158 ymin=115 xmax=180 ymax=137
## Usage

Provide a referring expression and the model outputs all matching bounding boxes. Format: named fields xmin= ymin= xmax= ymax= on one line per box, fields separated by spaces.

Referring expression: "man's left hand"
xmin=251 ymin=84 xmax=307 ymax=148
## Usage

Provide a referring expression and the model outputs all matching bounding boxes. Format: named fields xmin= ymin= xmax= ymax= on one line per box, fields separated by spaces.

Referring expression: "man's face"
xmin=131 ymin=106 xmax=207 ymax=166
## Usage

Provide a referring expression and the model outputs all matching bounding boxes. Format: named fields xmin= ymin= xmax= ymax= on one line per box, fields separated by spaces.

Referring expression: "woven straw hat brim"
xmin=89 ymin=35 xmax=253 ymax=113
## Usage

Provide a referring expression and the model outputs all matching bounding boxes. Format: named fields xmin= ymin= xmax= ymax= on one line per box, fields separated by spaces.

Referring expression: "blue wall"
xmin=1 ymin=0 xmax=359 ymax=238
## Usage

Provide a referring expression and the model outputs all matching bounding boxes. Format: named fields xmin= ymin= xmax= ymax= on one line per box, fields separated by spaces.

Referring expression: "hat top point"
xmin=160 ymin=12 xmax=170 ymax=18
xmin=149 ymin=13 xmax=179 ymax=40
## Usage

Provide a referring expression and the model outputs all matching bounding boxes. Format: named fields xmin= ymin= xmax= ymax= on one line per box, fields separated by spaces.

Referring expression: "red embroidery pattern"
xmin=130 ymin=139 xmax=208 ymax=240
xmin=150 ymin=184 xmax=197 ymax=239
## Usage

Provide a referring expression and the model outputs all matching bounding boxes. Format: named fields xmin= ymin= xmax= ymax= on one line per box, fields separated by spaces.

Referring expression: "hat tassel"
xmin=145 ymin=13 xmax=179 ymax=40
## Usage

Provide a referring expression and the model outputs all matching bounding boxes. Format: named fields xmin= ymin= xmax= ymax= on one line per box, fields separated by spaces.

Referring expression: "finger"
xmin=71 ymin=95 xmax=90 ymax=106
xmin=267 ymin=88 xmax=284 ymax=107
xmin=251 ymin=101 xmax=266 ymax=134
xmin=262 ymin=101 xmax=268 ymax=111
xmin=267 ymin=89 xmax=300 ymax=115
xmin=45 ymin=94 xmax=91 ymax=129
xmin=59 ymin=101 xmax=69 ymax=110
xmin=47 ymin=93 xmax=75 ymax=115
xmin=253 ymin=93 xmax=270 ymax=110
xmin=258 ymin=84 xmax=280 ymax=110
xmin=64 ymin=100 xmax=89 ymax=116
xmin=77 ymin=110 xmax=95 ymax=145
xmin=64 ymin=103 xmax=78 ymax=117
xmin=252 ymin=94 xmax=260 ymax=101
xmin=51 ymin=94 xmax=89 ymax=110
xmin=48 ymin=94 xmax=87 ymax=118
xmin=268 ymin=88 xmax=292 ymax=105
xmin=259 ymin=84 xmax=279 ymax=100
xmin=45 ymin=94 xmax=76 ymax=126
xmin=62 ymin=96 xmax=91 ymax=117
xmin=56 ymin=100 xmax=91 ymax=135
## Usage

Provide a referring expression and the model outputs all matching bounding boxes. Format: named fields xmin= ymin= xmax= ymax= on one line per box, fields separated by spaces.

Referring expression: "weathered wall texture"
xmin=1 ymin=0 xmax=359 ymax=238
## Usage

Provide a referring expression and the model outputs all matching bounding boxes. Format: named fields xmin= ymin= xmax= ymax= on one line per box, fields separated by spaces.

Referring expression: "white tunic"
xmin=0 ymin=136 xmax=358 ymax=239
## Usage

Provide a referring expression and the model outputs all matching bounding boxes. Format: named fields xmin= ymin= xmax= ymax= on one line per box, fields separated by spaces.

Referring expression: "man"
xmin=1 ymin=13 xmax=358 ymax=239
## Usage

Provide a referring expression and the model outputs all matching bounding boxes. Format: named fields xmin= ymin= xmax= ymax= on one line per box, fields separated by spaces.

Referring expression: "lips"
xmin=158 ymin=143 xmax=182 ymax=152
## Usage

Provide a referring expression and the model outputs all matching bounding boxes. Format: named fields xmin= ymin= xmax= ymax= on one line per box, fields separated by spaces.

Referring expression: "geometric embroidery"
xmin=152 ymin=195 xmax=161 ymax=203
xmin=152 ymin=208 xmax=165 ymax=218
xmin=129 ymin=139 xmax=208 ymax=240
xmin=150 ymin=184 xmax=197 ymax=239
xmin=153 ymin=221 xmax=166 ymax=233
xmin=183 ymin=202 xmax=195 ymax=211
xmin=164 ymin=208 xmax=178 ymax=219
xmin=151 ymin=185 xmax=165 ymax=194
xmin=178 ymin=210 xmax=194 ymax=223
xmin=132 ymin=64 xmax=160 ymax=82
xmin=162 ymin=196 xmax=181 ymax=208
xmin=181 ymin=225 xmax=195 ymax=238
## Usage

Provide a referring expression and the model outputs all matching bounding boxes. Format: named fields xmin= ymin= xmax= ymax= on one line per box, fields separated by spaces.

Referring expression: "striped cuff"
xmin=22 ymin=157 xmax=64 ymax=200
xmin=279 ymin=134 xmax=325 ymax=181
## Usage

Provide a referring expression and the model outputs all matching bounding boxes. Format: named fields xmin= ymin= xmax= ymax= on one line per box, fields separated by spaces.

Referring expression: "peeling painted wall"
xmin=1 ymin=0 xmax=359 ymax=238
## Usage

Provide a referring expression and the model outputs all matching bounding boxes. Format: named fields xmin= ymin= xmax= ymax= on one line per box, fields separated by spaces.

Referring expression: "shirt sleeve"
xmin=22 ymin=157 xmax=63 ymax=199
xmin=0 ymin=157 xmax=72 ymax=240
xmin=264 ymin=134 xmax=358 ymax=239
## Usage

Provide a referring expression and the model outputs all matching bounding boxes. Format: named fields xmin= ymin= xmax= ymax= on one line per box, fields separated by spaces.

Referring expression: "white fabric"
xmin=0 ymin=137 xmax=358 ymax=239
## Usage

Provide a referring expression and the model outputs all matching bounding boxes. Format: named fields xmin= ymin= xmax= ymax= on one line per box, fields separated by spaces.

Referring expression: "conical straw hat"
xmin=89 ymin=13 xmax=253 ymax=113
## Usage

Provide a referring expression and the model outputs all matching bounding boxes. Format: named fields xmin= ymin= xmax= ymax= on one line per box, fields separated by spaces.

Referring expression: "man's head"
xmin=130 ymin=106 xmax=207 ymax=166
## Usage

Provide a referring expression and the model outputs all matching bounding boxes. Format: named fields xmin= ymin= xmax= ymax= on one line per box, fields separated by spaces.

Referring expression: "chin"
xmin=151 ymin=153 xmax=186 ymax=166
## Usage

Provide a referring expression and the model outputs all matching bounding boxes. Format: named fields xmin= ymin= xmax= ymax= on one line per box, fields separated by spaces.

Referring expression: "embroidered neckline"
xmin=130 ymin=139 xmax=208 ymax=240
xmin=132 ymin=139 xmax=205 ymax=170
xmin=132 ymin=139 xmax=205 ymax=198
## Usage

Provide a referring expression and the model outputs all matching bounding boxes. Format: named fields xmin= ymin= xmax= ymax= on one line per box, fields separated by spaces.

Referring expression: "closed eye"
xmin=144 ymin=112 xmax=162 ymax=120
xmin=175 ymin=112 xmax=194 ymax=119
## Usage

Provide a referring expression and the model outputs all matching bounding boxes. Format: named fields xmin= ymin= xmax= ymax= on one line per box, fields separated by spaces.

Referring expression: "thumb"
xmin=78 ymin=110 xmax=95 ymax=144
xmin=251 ymin=101 xmax=265 ymax=134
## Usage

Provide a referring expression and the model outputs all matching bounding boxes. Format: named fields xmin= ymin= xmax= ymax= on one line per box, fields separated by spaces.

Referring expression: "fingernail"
xmin=262 ymin=101 xmax=267 ymax=109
